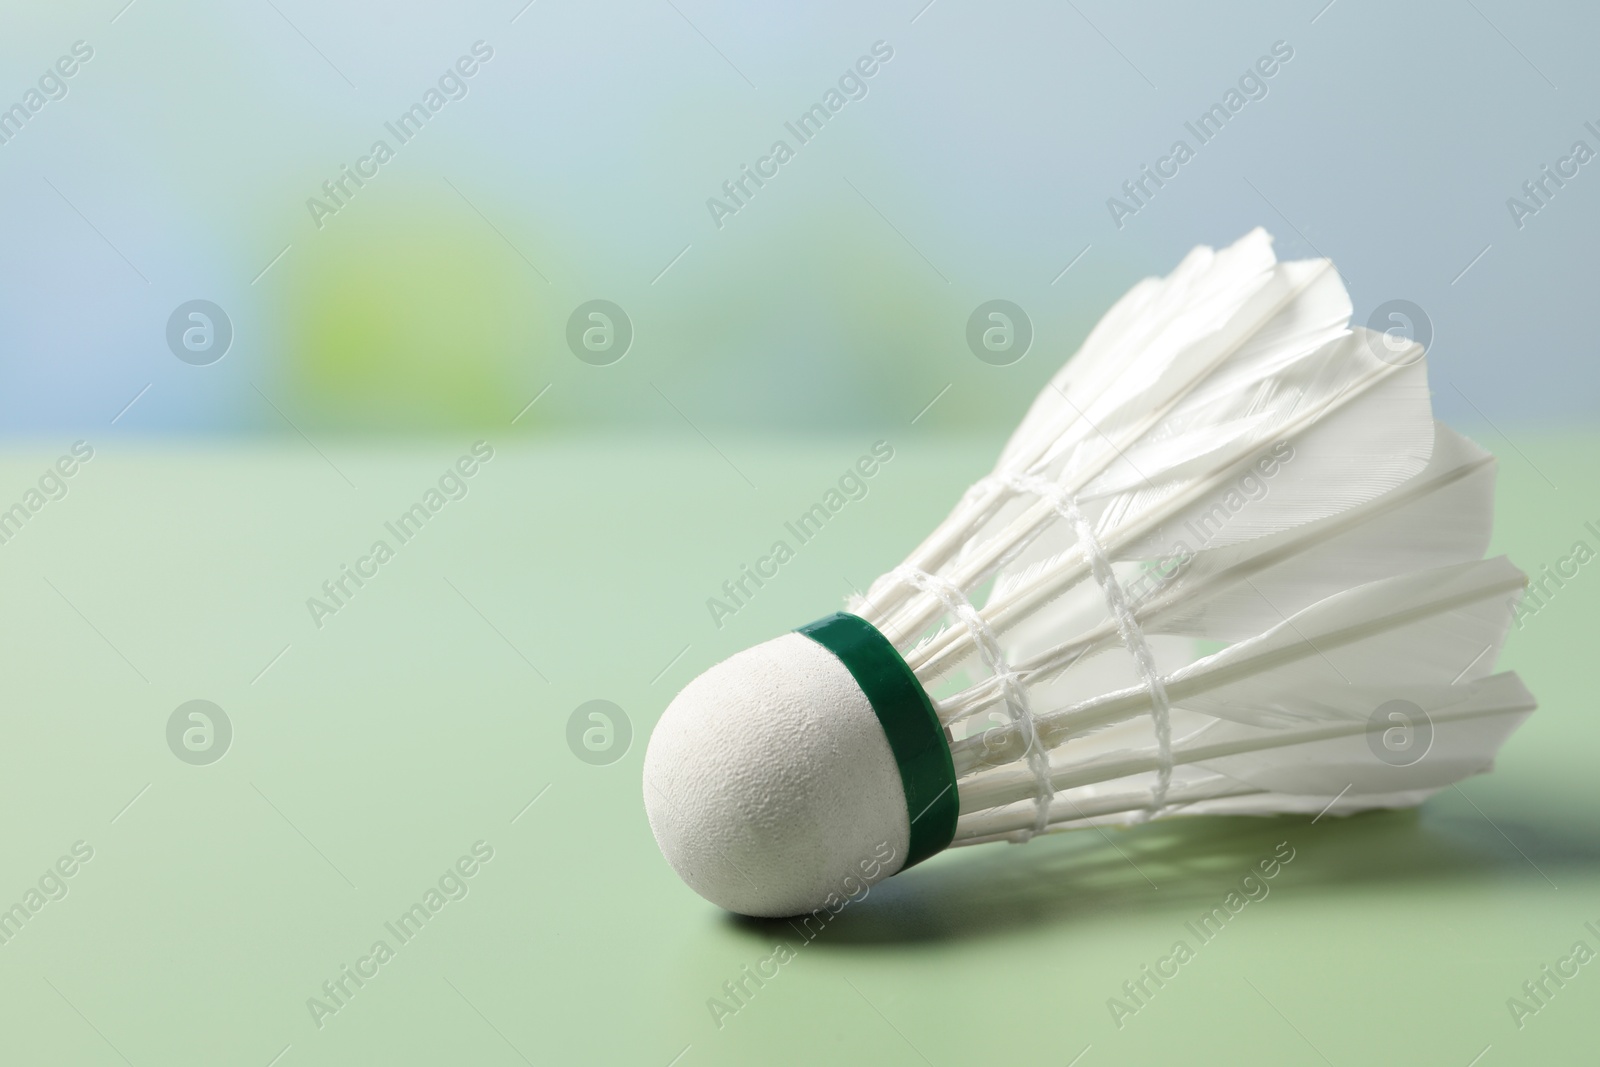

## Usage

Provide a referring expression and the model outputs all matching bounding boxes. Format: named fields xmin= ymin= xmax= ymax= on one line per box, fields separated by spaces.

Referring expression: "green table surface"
xmin=0 ymin=429 xmax=1593 ymax=1066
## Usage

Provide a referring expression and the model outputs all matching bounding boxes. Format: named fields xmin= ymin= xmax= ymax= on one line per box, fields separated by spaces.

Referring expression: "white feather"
xmin=1146 ymin=423 xmax=1495 ymax=640
xmin=846 ymin=228 xmax=1537 ymax=846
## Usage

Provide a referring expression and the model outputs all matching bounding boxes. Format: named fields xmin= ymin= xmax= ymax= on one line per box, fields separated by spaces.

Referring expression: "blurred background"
xmin=2 ymin=4 xmax=1598 ymax=1065
xmin=1 ymin=0 xmax=1594 ymax=440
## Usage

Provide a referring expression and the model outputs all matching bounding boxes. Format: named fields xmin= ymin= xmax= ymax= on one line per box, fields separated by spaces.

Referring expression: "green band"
xmin=796 ymin=612 xmax=958 ymax=869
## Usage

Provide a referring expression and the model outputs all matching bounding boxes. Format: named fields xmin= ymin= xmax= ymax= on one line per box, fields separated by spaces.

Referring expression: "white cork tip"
xmin=642 ymin=632 xmax=911 ymax=917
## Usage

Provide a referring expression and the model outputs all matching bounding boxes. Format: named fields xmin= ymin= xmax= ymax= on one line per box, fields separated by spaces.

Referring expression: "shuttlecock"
xmin=643 ymin=228 xmax=1536 ymax=917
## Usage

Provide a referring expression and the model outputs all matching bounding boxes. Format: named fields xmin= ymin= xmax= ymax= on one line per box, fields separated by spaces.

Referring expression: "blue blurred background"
xmin=0 ymin=0 xmax=1594 ymax=437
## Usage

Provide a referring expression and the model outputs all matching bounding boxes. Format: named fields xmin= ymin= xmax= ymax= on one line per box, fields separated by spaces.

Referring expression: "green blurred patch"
xmin=283 ymin=192 xmax=553 ymax=431
xmin=274 ymin=176 xmax=1101 ymax=434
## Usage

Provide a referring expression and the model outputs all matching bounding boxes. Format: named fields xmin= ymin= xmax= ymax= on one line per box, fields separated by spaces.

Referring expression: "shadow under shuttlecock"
xmin=727 ymin=799 xmax=1600 ymax=946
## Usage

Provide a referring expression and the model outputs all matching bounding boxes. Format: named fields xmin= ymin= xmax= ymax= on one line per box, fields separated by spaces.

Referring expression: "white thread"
xmin=893 ymin=565 xmax=1056 ymax=837
xmin=999 ymin=472 xmax=1175 ymax=818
